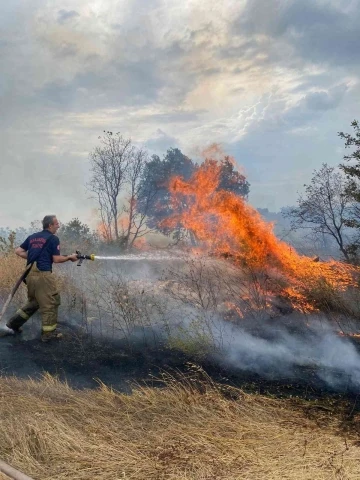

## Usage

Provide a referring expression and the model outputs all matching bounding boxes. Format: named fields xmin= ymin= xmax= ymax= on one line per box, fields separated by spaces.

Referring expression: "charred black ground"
xmin=1 ymin=319 xmax=360 ymax=411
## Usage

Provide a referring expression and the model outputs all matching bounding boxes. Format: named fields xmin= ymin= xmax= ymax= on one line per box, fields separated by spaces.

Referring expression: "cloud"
xmin=235 ymin=0 xmax=340 ymax=37
xmin=233 ymin=0 xmax=360 ymax=68
xmin=143 ymin=110 xmax=204 ymax=124
xmin=304 ymin=85 xmax=348 ymax=111
xmin=57 ymin=9 xmax=80 ymax=24
xmin=36 ymin=59 xmax=165 ymax=110
xmin=0 ymin=0 xmax=359 ymax=227
xmin=144 ymin=129 xmax=179 ymax=155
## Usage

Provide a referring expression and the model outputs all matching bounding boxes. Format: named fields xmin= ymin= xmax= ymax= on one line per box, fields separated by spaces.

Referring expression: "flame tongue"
xmin=162 ymin=159 xmax=357 ymax=313
xmin=164 ymin=159 xmax=292 ymax=268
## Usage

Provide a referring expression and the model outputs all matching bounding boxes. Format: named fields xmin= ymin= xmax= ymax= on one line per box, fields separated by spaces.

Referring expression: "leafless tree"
xmin=98 ymin=195 xmax=114 ymax=242
xmin=285 ymin=164 xmax=353 ymax=261
xmin=123 ymin=148 xmax=155 ymax=248
xmin=88 ymin=132 xmax=133 ymax=241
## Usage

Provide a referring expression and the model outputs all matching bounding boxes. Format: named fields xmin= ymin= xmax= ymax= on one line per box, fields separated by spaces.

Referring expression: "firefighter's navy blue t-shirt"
xmin=20 ymin=230 xmax=60 ymax=271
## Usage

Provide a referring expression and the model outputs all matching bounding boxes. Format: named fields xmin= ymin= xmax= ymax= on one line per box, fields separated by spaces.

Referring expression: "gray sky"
xmin=1 ymin=0 xmax=359 ymax=229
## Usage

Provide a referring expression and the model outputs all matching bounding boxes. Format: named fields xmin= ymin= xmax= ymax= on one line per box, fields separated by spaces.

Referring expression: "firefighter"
xmin=1 ymin=215 xmax=78 ymax=341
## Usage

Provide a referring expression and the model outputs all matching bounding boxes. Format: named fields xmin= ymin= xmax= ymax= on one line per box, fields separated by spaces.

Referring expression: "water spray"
xmin=93 ymin=254 xmax=181 ymax=261
xmin=75 ymin=250 xmax=178 ymax=263
xmin=77 ymin=253 xmax=178 ymax=262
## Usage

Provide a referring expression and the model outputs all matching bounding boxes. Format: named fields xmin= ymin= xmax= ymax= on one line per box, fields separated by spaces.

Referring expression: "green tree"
xmin=60 ymin=218 xmax=97 ymax=252
xmin=137 ymin=148 xmax=195 ymax=237
xmin=339 ymin=120 xmax=360 ymax=229
xmin=337 ymin=120 xmax=360 ymax=259
xmin=218 ymin=157 xmax=250 ymax=198
xmin=136 ymin=149 xmax=250 ymax=242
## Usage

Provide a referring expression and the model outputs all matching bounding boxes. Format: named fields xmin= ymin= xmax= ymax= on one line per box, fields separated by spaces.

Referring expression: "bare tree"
xmin=123 ymin=148 xmax=155 ymax=248
xmin=285 ymin=164 xmax=353 ymax=261
xmin=98 ymin=195 xmax=114 ymax=242
xmin=88 ymin=132 xmax=133 ymax=241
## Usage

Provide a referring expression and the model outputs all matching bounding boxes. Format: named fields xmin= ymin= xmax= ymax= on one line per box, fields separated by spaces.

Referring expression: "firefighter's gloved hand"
xmin=68 ymin=253 xmax=79 ymax=262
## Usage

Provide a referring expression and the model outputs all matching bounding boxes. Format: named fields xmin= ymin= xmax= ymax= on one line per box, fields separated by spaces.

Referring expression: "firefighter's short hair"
xmin=42 ymin=215 xmax=57 ymax=229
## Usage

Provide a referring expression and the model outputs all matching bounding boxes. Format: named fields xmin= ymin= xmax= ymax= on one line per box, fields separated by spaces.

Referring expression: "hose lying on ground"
xmin=0 ymin=460 xmax=34 ymax=480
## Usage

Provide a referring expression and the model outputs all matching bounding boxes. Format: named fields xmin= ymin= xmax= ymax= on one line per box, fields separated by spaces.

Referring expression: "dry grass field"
xmin=1 ymin=247 xmax=360 ymax=479
xmin=0 ymin=372 xmax=359 ymax=480
xmin=0 ymin=253 xmax=25 ymax=295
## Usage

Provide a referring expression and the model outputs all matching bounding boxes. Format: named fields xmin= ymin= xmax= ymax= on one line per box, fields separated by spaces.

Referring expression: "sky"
xmin=1 ymin=0 xmax=359 ymax=229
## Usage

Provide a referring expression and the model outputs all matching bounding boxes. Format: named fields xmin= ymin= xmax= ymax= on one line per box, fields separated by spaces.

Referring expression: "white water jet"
xmin=94 ymin=254 xmax=181 ymax=261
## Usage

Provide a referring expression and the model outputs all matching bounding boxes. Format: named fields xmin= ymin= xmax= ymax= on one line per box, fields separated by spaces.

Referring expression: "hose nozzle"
xmin=76 ymin=251 xmax=96 ymax=266
xmin=82 ymin=254 xmax=95 ymax=261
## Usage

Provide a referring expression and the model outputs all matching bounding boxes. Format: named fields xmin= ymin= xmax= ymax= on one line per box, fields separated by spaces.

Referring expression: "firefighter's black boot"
xmin=6 ymin=313 xmax=26 ymax=332
xmin=6 ymin=303 xmax=39 ymax=332
xmin=41 ymin=330 xmax=63 ymax=343
xmin=0 ymin=326 xmax=17 ymax=337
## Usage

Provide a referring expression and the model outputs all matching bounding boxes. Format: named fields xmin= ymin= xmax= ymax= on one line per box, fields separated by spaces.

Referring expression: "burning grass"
xmin=0 ymin=370 xmax=359 ymax=480
xmin=163 ymin=159 xmax=359 ymax=315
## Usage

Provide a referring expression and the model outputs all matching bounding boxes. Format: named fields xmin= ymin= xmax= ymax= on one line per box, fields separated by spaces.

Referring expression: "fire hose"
xmin=0 ymin=459 xmax=34 ymax=480
xmin=0 ymin=251 xmax=95 ymax=325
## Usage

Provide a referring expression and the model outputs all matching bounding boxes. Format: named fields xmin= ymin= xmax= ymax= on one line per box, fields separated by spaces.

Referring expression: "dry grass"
xmin=0 ymin=371 xmax=359 ymax=480
xmin=0 ymin=254 xmax=26 ymax=297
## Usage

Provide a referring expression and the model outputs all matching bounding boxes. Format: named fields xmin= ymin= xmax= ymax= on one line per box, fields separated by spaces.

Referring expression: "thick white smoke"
xmin=213 ymin=316 xmax=360 ymax=391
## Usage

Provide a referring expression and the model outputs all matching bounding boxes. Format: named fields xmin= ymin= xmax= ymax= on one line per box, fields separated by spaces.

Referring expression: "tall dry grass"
xmin=0 ymin=253 xmax=26 ymax=292
xmin=0 ymin=371 xmax=359 ymax=480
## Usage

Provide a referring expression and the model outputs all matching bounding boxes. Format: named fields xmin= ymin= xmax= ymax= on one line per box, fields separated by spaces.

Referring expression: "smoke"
xmin=213 ymin=315 xmax=360 ymax=392
xmin=2 ymin=251 xmax=359 ymax=394
xmin=69 ymin=254 xmax=360 ymax=393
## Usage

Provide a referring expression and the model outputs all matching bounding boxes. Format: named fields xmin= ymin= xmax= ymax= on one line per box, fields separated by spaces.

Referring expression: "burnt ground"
xmin=1 ymin=318 xmax=360 ymax=413
xmin=2 ymin=257 xmax=358 ymax=401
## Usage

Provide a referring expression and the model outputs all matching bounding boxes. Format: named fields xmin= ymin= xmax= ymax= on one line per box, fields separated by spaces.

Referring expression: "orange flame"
xmin=162 ymin=159 xmax=357 ymax=312
xmin=97 ymin=221 xmax=112 ymax=242
xmin=339 ymin=332 xmax=360 ymax=338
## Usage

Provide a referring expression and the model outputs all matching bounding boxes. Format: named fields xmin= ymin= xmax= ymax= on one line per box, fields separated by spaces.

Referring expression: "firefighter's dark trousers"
xmin=7 ymin=265 xmax=60 ymax=333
